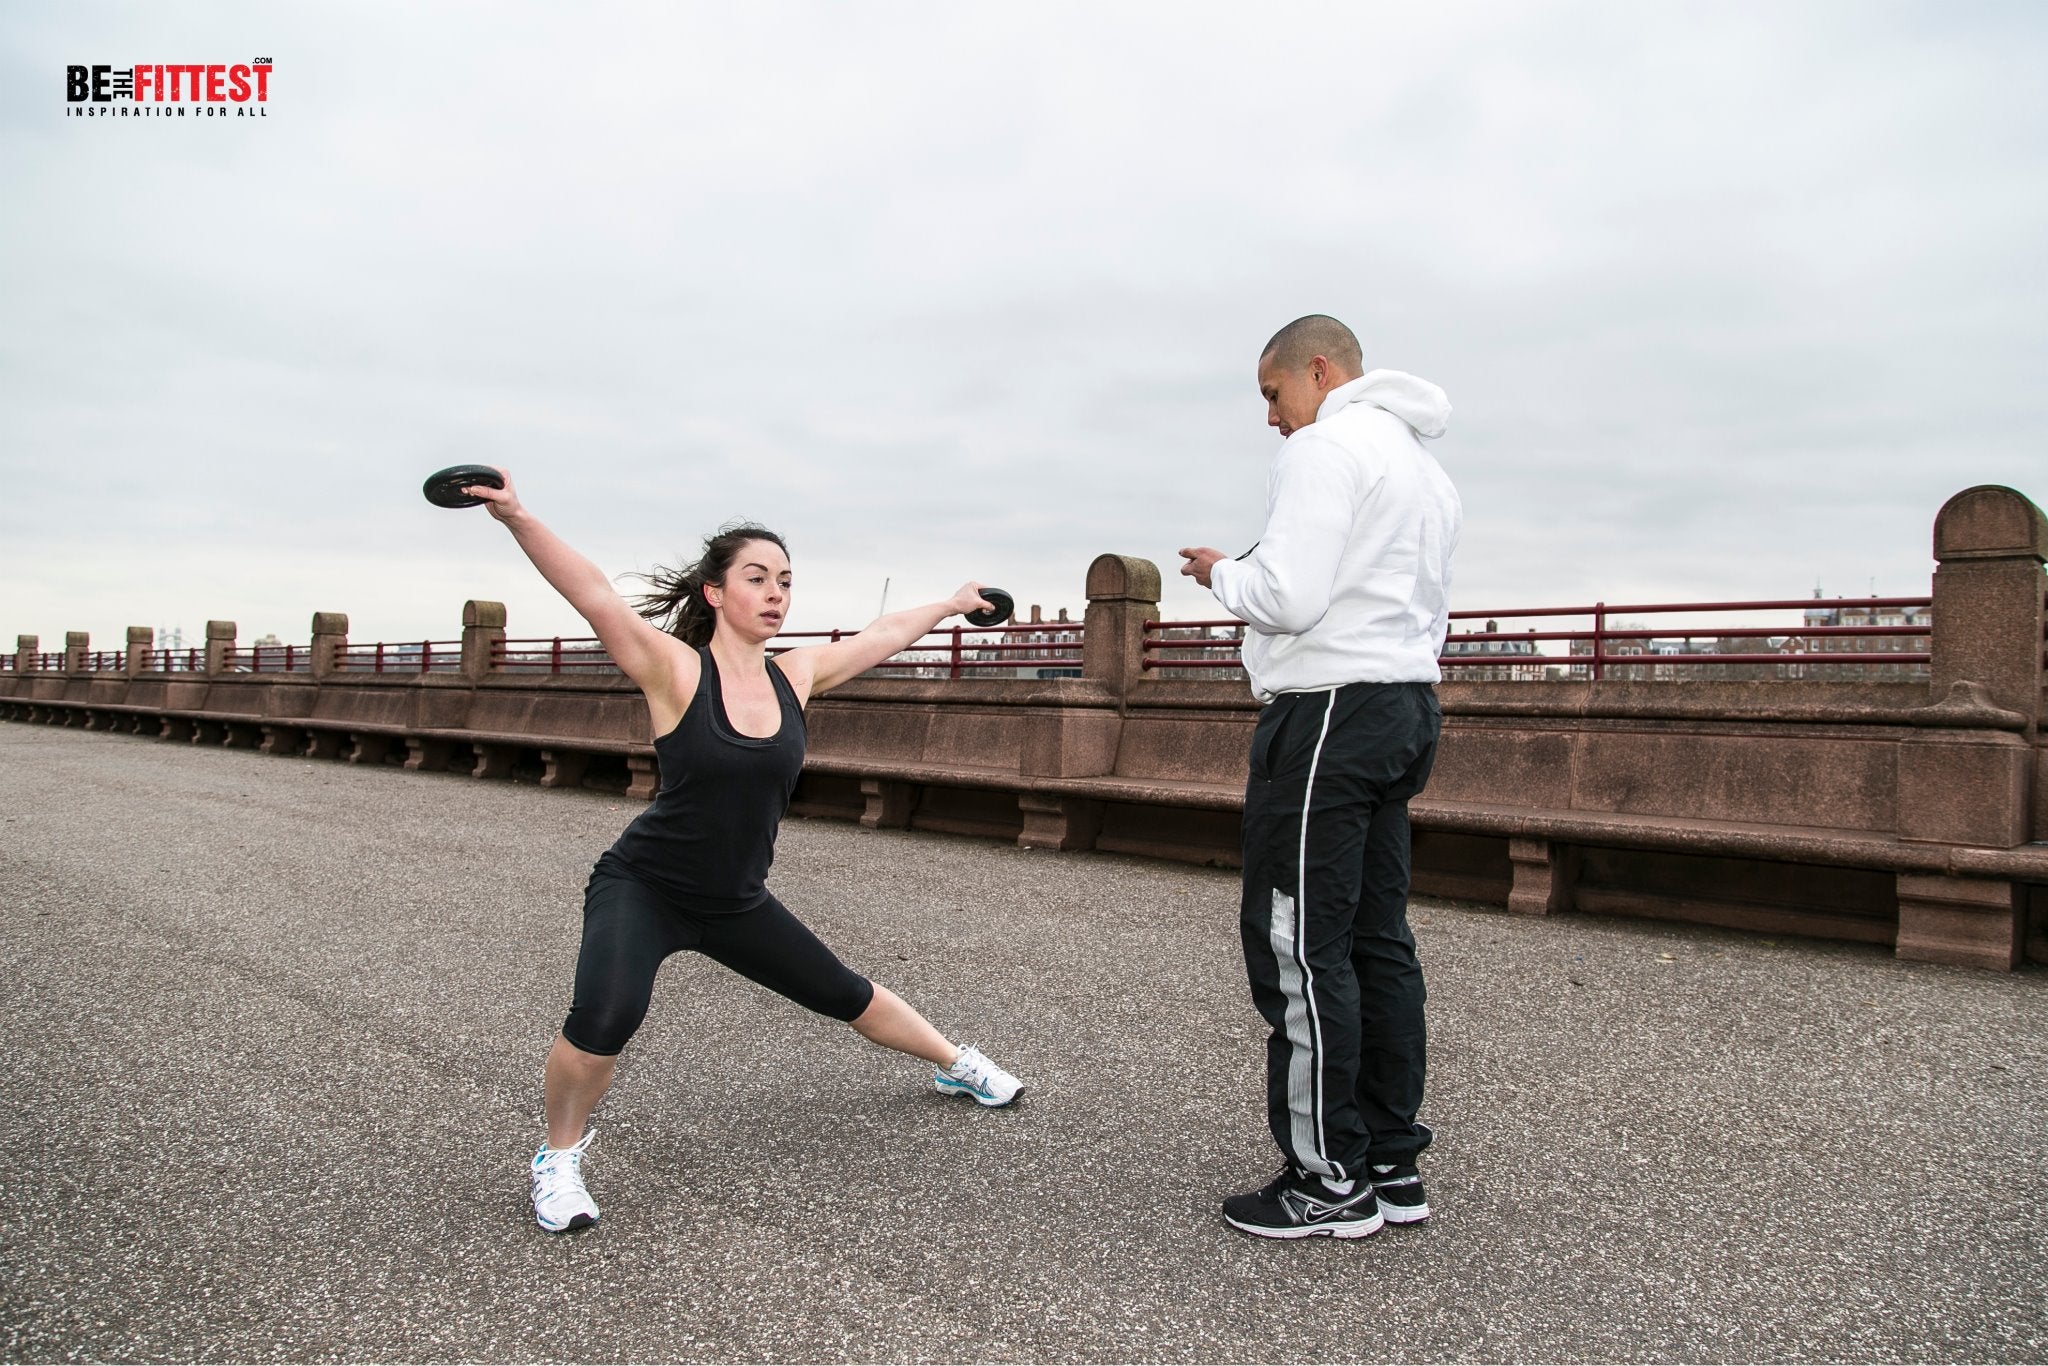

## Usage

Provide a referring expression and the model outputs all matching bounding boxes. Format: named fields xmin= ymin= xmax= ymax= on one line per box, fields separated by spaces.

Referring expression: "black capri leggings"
xmin=561 ymin=853 xmax=876 ymax=1056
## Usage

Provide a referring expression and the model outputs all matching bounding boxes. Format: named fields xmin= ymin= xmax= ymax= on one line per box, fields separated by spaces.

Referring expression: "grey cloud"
xmin=4 ymin=1 xmax=2044 ymax=649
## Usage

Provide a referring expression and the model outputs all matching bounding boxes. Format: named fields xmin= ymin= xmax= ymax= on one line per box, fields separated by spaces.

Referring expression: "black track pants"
xmin=1240 ymin=681 xmax=1440 ymax=1180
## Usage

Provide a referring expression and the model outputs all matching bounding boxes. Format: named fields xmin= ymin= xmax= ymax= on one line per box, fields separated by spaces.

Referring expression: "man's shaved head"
xmin=1260 ymin=314 xmax=1362 ymax=377
xmin=1255 ymin=315 xmax=1364 ymax=437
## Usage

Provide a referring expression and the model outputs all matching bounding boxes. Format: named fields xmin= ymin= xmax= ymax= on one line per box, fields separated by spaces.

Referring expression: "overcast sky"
xmin=3 ymin=2 xmax=2044 ymax=651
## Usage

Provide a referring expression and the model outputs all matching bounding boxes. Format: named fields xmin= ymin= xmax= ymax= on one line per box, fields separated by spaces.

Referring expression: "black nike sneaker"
xmin=1368 ymin=1163 xmax=1431 ymax=1224
xmin=1222 ymin=1168 xmax=1385 ymax=1240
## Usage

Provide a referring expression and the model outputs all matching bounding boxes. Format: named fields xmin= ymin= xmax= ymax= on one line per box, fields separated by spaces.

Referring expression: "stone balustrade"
xmin=5 ymin=486 xmax=2044 ymax=968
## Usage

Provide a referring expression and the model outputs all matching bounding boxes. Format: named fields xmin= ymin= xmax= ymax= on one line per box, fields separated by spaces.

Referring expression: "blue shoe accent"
xmin=934 ymin=1070 xmax=993 ymax=1100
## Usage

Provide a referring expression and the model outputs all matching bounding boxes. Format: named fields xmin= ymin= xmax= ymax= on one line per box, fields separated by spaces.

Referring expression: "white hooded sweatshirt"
xmin=1208 ymin=369 xmax=1461 ymax=703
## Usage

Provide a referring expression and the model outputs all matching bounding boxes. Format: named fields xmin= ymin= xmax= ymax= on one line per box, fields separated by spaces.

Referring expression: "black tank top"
xmin=606 ymin=648 xmax=807 ymax=913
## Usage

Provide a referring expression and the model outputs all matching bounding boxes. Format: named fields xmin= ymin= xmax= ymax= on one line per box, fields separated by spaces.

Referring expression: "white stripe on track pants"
xmin=1239 ymin=680 xmax=1440 ymax=1181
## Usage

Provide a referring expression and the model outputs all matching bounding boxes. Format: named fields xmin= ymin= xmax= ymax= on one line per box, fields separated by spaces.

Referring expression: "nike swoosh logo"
xmin=1288 ymin=1193 xmax=1371 ymax=1221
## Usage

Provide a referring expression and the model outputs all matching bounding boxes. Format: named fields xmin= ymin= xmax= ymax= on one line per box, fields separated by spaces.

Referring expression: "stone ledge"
xmin=809 ymin=750 xmax=2048 ymax=884
xmin=10 ymin=697 xmax=2044 ymax=888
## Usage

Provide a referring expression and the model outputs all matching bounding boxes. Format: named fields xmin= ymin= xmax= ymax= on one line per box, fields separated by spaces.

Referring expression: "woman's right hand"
xmin=947 ymin=582 xmax=995 ymax=618
xmin=467 ymin=467 xmax=524 ymax=523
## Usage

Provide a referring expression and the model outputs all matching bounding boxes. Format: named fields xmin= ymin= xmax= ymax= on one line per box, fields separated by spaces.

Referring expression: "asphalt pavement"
xmin=2 ymin=721 xmax=2044 ymax=1363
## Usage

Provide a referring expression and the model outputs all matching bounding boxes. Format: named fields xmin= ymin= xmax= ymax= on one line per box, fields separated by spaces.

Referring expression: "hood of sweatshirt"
xmin=1315 ymin=369 xmax=1451 ymax=440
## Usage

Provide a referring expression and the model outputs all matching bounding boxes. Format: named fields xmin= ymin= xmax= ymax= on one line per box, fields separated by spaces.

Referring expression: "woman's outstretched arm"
xmin=781 ymin=583 xmax=993 ymax=698
xmin=465 ymin=468 xmax=694 ymax=710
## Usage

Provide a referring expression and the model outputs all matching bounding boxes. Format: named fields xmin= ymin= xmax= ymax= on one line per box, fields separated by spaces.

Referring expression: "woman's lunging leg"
xmin=849 ymin=984 xmax=955 ymax=1065
xmin=550 ymin=861 xmax=696 ymax=1143
xmin=702 ymin=892 xmax=1024 ymax=1104
xmin=544 ymin=1035 xmax=618 ymax=1150
xmin=700 ymin=895 xmax=983 ymax=1067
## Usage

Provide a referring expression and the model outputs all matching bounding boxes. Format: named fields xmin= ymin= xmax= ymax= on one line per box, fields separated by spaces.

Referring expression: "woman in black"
xmin=465 ymin=469 xmax=1024 ymax=1233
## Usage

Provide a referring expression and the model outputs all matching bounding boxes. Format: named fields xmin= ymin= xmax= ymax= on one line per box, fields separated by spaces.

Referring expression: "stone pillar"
xmin=14 ymin=636 xmax=35 ymax=673
xmin=1081 ymin=554 xmax=1162 ymax=699
xmin=1021 ymin=711 xmax=1120 ymax=780
xmin=404 ymin=737 xmax=454 ymax=772
xmin=461 ymin=600 xmax=507 ymax=681
xmin=860 ymin=778 xmax=915 ymax=829
xmin=1896 ymin=731 xmax=2030 ymax=850
xmin=125 ymin=627 xmax=152 ymax=676
xmin=346 ymin=732 xmax=393 ymax=764
xmin=1017 ymin=793 xmax=1105 ymax=851
xmin=625 ymin=754 xmax=660 ymax=800
xmin=1929 ymin=485 xmax=2046 ymax=729
xmin=64 ymin=631 xmax=88 ymax=673
xmin=1507 ymin=838 xmax=1577 ymax=915
xmin=1894 ymin=485 xmax=2047 ymax=971
xmin=1896 ymin=876 xmax=2023 ymax=971
xmin=309 ymin=612 xmax=348 ymax=680
xmin=204 ymin=620 xmax=237 ymax=676
xmin=540 ymin=748 xmax=589 ymax=790
xmin=259 ymin=723 xmax=308 ymax=757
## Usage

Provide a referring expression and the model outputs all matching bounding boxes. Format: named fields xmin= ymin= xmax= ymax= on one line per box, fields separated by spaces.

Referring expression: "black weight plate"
xmin=422 ymin=464 xmax=505 ymax=509
xmin=964 ymin=587 xmax=1014 ymax=628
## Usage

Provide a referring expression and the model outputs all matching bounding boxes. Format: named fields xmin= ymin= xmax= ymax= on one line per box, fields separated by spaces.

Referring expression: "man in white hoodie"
xmin=1180 ymin=314 xmax=1460 ymax=1241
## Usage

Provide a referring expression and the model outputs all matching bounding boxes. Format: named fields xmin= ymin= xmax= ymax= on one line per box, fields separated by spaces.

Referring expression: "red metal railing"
xmin=334 ymin=640 xmax=466 ymax=674
xmin=1143 ymin=597 xmax=1935 ymax=680
xmin=223 ymin=644 xmax=313 ymax=674
xmin=829 ymin=623 xmax=1084 ymax=679
xmin=482 ymin=624 xmax=1085 ymax=678
xmin=0 ymin=623 xmax=1084 ymax=680
xmin=0 ymin=655 xmax=13 ymax=672
xmin=763 ymin=629 xmax=847 ymax=655
xmin=1142 ymin=620 xmax=1250 ymax=671
xmin=492 ymin=637 xmax=620 ymax=672
xmin=81 ymin=651 xmax=127 ymax=672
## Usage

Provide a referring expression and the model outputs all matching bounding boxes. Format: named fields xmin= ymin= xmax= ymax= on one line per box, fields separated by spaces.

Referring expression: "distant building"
xmin=1565 ymin=627 xmax=1664 ymax=681
xmin=868 ymin=604 xmax=1085 ymax=680
xmin=1562 ymin=589 xmax=1932 ymax=682
xmin=1441 ymin=620 xmax=1547 ymax=681
xmin=1777 ymin=591 xmax=1932 ymax=681
xmin=1145 ymin=620 xmax=1246 ymax=682
xmin=979 ymin=605 xmax=1083 ymax=680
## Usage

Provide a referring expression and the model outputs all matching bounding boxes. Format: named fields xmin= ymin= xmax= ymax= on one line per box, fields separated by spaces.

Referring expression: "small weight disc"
xmin=423 ymin=464 xmax=505 ymax=509
xmin=965 ymin=588 xmax=1014 ymax=628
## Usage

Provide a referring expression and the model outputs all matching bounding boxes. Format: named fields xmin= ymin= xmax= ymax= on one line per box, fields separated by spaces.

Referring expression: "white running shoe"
xmin=934 ymin=1045 xmax=1023 ymax=1107
xmin=531 ymin=1130 xmax=599 ymax=1232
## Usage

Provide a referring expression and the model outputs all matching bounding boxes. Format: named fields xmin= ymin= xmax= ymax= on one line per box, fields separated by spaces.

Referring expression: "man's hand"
xmin=1177 ymin=546 xmax=1226 ymax=590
